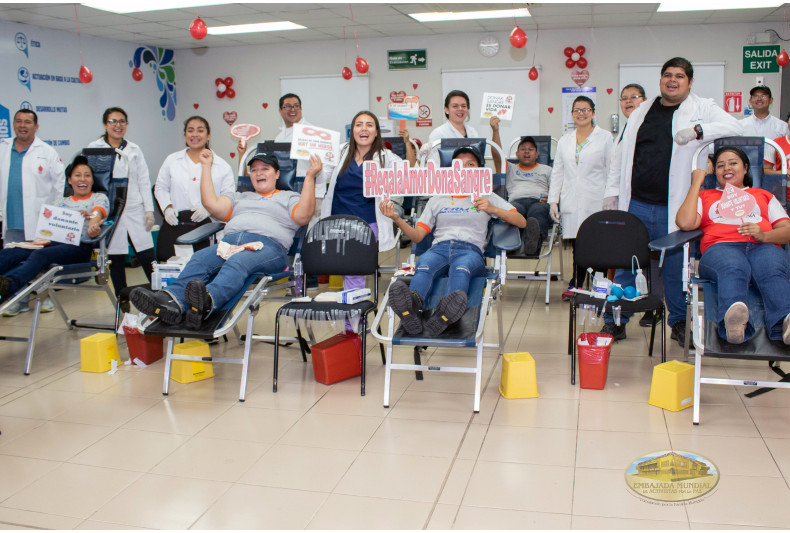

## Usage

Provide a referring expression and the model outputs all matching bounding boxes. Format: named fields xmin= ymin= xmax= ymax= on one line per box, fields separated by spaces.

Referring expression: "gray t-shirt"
xmin=506 ymin=163 xmax=552 ymax=201
xmin=58 ymin=193 xmax=110 ymax=236
xmin=417 ymin=194 xmax=516 ymax=253
xmin=222 ymin=189 xmax=301 ymax=250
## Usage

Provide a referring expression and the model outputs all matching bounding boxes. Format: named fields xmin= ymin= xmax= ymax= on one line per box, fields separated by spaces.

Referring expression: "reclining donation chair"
xmin=650 ymin=136 xmax=790 ymax=425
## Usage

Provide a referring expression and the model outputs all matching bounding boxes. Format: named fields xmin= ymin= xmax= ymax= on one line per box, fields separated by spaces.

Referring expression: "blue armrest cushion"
xmin=176 ymin=222 xmax=225 ymax=245
xmin=649 ymin=229 xmax=703 ymax=252
xmin=491 ymin=223 xmax=522 ymax=251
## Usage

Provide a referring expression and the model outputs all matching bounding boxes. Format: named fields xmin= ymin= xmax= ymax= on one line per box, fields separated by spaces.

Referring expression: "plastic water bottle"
xmin=635 ymin=268 xmax=648 ymax=296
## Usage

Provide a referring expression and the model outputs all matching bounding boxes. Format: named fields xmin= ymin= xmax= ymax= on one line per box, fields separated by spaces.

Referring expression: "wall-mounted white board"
xmin=280 ymin=75 xmax=369 ymax=140
xmin=618 ymin=62 xmax=725 ymax=107
xmin=441 ymin=67 xmax=540 ymax=157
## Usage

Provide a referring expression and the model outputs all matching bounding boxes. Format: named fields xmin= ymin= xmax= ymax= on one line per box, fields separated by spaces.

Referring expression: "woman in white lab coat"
xmin=155 ymin=116 xmax=235 ymax=260
xmin=88 ymin=107 xmax=156 ymax=296
xmin=548 ymin=96 xmax=614 ymax=298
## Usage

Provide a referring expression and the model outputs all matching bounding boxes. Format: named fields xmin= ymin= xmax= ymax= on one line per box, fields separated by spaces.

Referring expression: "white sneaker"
xmin=2 ymin=301 xmax=30 ymax=317
xmin=39 ymin=297 xmax=55 ymax=313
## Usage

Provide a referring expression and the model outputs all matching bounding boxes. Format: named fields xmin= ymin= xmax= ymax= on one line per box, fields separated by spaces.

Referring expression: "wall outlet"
xmin=756 ymin=76 xmax=765 ymax=86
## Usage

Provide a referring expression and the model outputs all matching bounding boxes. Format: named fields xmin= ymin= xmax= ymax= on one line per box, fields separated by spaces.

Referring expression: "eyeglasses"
xmin=281 ymin=104 xmax=301 ymax=110
xmin=107 ymin=119 xmax=127 ymax=125
xmin=572 ymin=108 xmax=593 ymax=114
xmin=620 ymin=95 xmax=643 ymax=102
xmin=752 ymin=94 xmax=770 ymax=100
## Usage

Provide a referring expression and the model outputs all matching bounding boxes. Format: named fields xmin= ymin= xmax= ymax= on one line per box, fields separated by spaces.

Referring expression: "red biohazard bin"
xmin=311 ymin=332 xmax=362 ymax=385
xmin=123 ymin=326 xmax=164 ymax=366
xmin=577 ymin=332 xmax=613 ymax=389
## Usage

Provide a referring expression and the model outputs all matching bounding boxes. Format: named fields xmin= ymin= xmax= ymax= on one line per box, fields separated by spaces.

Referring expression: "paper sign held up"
xmin=290 ymin=123 xmax=340 ymax=164
xmin=718 ymin=183 xmax=757 ymax=220
xmin=363 ymin=160 xmax=492 ymax=199
xmin=35 ymin=204 xmax=83 ymax=246
xmin=230 ymin=123 xmax=261 ymax=142
xmin=481 ymin=92 xmax=515 ymax=121
xmin=388 ymin=95 xmax=420 ymax=120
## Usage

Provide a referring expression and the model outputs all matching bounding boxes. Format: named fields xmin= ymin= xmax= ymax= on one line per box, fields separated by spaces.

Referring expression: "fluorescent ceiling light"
xmin=409 ymin=8 xmax=530 ymax=23
xmin=657 ymin=1 xmax=782 ymax=11
xmin=82 ymin=1 xmax=233 ymax=14
xmin=207 ymin=21 xmax=306 ymax=35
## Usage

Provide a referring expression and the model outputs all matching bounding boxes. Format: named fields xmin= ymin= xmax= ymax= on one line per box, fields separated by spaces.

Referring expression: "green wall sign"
xmin=743 ymin=45 xmax=779 ymax=73
xmin=388 ymin=49 xmax=427 ymax=70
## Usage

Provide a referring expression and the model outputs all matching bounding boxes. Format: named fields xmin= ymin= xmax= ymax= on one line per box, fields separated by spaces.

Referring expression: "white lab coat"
xmin=0 ymin=136 xmax=65 ymax=241
xmin=87 ymin=138 xmax=154 ymax=254
xmin=319 ymin=144 xmax=401 ymax=252
xmin=154 ymin=149 xmax=235 ymax=215
xmin=426 ymin=122 xmax=480 ymax=166
xmin=548 ymin=126 xmax=614 ymax=239
xmin=605 ymin=92 xmax=743 ymax=233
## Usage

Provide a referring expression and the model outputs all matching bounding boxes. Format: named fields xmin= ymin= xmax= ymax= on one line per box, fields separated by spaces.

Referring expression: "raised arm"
xmin=490 ymin=116 xmax=502 ymax=173
xmin=198 ymin=149 xmax=232 ymax=220
xmin=292 ymin=155 xmax=322 ymax=226
xmin=675 ymin=169 xmax=705 ymax=230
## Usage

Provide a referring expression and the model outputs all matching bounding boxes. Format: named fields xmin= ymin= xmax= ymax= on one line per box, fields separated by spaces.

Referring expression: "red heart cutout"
xmin=229 ymin=152 xmax=236 ymax=159
xmin=262 ymin=103 xmax=269 ymax=109
xmin=222 ymin=111 xmax=238 ymax=126
xmin=606 ymin=88 xmax=613 ymax=95
xmin=413 ymin=83 xmax=418 ymax=90
xmin=193 ymin=103 xmax=199 ymax=109
xmin=389 ymin=90 xmax=406 ymax=103
xmin=570 ymin=69 xmax=590 ymax=87
xmin=547 ymin=107 xmax=554 ymax=114
xmin=376 ymin=96 xmax=382 ymax=102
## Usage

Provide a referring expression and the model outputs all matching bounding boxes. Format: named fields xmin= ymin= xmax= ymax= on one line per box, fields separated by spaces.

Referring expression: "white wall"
xmin=0 ymin=19 xmax=180 ymax=183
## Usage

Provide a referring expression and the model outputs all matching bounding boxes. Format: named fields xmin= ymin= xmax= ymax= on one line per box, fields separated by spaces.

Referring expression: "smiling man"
xmin=602 ymin=57 xmax=742 ymax=345
xmin=274 ymin=93 xmax=311 ymax=143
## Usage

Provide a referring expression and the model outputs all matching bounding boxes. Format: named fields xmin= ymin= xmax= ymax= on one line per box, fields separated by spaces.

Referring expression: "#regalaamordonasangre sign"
xmin=363 ymin=160 xmax=492 ymax=200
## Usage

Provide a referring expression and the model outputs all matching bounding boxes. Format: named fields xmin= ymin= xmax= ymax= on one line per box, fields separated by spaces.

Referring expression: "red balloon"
xmin=509 ymin=26 xmax=527 ymax=48
xmin=576 ymin=57 xmax=588 ymax=69
xmin=528 ymin=67 xmax=539 ymax=81
xmin=576 ymin=45 xmax=586 ymax=56
xmin=215 ymin=77 xmax=223 ymax=86
xmin=565 ymin=58 xmax=576 ymax=69
xmin=189 ymin=18 xmax=207 ymax=40
xmin=225 ymin=87 xmax=235 ymax=99
xmin=216 ymin=90 xmax=224 ymax=98
xmin=224 ymin=77 xmax=233 ymax=87
xmin=564 ymin=47 xmax=575 ymax=58
xmin=341 ymin=66 xmax=353 ymax=80
xmin=79 ymin=64 xmax=93 ymax=84
xmin=778 ymin=50 xmax=790 ymax=67
xmin=355 ymin=56 xmax=369 ymax=74
xmin=131 ymin=67 xmax=143 ymax=81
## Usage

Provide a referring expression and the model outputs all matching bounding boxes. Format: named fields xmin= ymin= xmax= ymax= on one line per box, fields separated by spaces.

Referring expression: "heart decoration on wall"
xmin=193 ymin=103 xmax=199 ymax=109
xmin=390 ymin=90 xmax=406 ymax=103
xmin=262 ymin=103 xmax=268 ymax=109
xmin=229 ymin=152 xmax=235 ymax=158
xmin=570 ymin=69 xmax=589 ymax=87
xmin=413 ymin=83 xmax=418 ymax=89
xmin=606 ymin=88 xmax=613 ymax=95
xmin=548 ymin=107 xmax=554 ymax=114
xmin=376 ymin=96 xmax=382 ymax=102
xmin=222 ymin=111 xmax=238 ymax=126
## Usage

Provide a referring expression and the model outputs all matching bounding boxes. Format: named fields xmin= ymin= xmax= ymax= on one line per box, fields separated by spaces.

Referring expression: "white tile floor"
xmin=1 ymin=246 xmax=789 ymax=529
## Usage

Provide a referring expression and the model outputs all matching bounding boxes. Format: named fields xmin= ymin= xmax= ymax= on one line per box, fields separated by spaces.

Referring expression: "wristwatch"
xmin=694 ymin=124 xmax=703 ymax=140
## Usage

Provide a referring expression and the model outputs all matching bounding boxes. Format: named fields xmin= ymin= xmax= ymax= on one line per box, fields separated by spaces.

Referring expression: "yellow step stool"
xmin=328 ymin=275 xmax=344 ymax=290
xmin=80 ymin=333 xmax=122 ymax=373
xmin=499 ymin=352 xmax=539 ymax=399
xmin=648 ymin=360 xmax=695 ymax=411
xmin=170 ymin=340 xmax=215 ymax=384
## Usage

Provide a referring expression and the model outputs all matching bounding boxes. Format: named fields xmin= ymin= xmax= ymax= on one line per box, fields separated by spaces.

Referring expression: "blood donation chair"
xmin=502 ymin=135 xmax=563 ymax=304
xmin=0 ymin=147 xmax=128 ymax=374
xmin=649 ymin=136 xmax=790 ymax=424
xmin=371 ymin=217 xmax=521 ymax=413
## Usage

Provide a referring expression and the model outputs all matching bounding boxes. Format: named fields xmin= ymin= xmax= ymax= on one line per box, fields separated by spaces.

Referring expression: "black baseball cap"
xmin=247 ymin=152 xmax=280 ymax=171
xmin=452 ymin=146 xmax=484 ymax=167
xmin=750 ymin=85 xmax=772 ymax=98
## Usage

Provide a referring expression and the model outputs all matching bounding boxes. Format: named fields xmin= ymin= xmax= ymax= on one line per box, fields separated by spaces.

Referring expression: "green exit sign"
xmin=743 ymin=45 xmax=779 ymax=73
xmin=388 ymin=49 xmax=427 ymax=70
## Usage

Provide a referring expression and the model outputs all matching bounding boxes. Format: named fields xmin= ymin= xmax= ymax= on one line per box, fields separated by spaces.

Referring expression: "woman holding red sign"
xmin=676 ymin=146 xmax=790 ymax=344
xmin=320 ymin=111 xmax=402 ymax=290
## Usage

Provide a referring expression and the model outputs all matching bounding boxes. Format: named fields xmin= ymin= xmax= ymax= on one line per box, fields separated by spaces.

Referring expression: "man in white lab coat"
xmin=602 ymin=57 xmax=742 ymax=345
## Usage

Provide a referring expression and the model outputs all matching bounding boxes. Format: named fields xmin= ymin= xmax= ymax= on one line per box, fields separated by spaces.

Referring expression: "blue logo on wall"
xmin=0 ymin=104 xmax=10 ymax=139
xmin=20 ymin=101 xmax=33 ymax=111
xmin=15 ymin=32 xmax=28 ymax=57
xmin=18 ymin=67 xmax=31 ymax=91
xmin=130 ymin=46 xmax=177 ymax=121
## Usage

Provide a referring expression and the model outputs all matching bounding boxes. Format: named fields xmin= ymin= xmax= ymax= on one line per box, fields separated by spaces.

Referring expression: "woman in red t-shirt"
xmin=676 ymin=146 xmax=790 ymax=345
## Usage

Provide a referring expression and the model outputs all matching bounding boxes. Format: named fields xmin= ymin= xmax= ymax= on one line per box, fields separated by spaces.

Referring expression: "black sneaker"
xmin=600 ymin=322 xmax=626 ymax=341
xmin=389 ymin=281 xmax=423 ymax=335
xmin=185 ymin=279 xmax=213 ymax=330
xmin=425 ymin=290 xmax=467 ymax=337
xmin=130 ymin=288 xmax=182 ymax=324
xmin=670 ymin=321 xmax=687 ymax=348
xmin=639 ymin=310 xmax=655 ymax=327
xmin=0 ymin=275 xmax=12 ymax=300
xmin=522 ymin=217 xmax=541 ymax=256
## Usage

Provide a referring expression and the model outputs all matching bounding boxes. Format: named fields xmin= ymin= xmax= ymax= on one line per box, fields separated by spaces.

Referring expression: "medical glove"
xmin=602 ymin=196 xmax=618 ymax=210
xmin=191 ymin=206 xmax=209 ymax=222
xmin=549 ymin=202 xmax=560 ymax=223
xmin=144 ymin=211 xmax=155 ymax=231
xmin=674 ymin=128 xmax=697 ymax=145
xmin=164 ymin=206 xmax=178 ymax=226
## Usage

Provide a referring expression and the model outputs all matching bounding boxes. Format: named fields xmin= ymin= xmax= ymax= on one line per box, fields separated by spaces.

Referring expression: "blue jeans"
xmin=409 ymin=240 xmax=486 ymax=302
xmin=164 ymin=232 xmax=287 ymax=313
xmin=0 ymin=243 xmax=92 ymax=294
xmin=698 ymin=242 xmax=790 ymax=342
xmin=510 ymin=197 xmax=551 ymax=240
xmin=607 ymin=199 xmax=685 ymax=326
